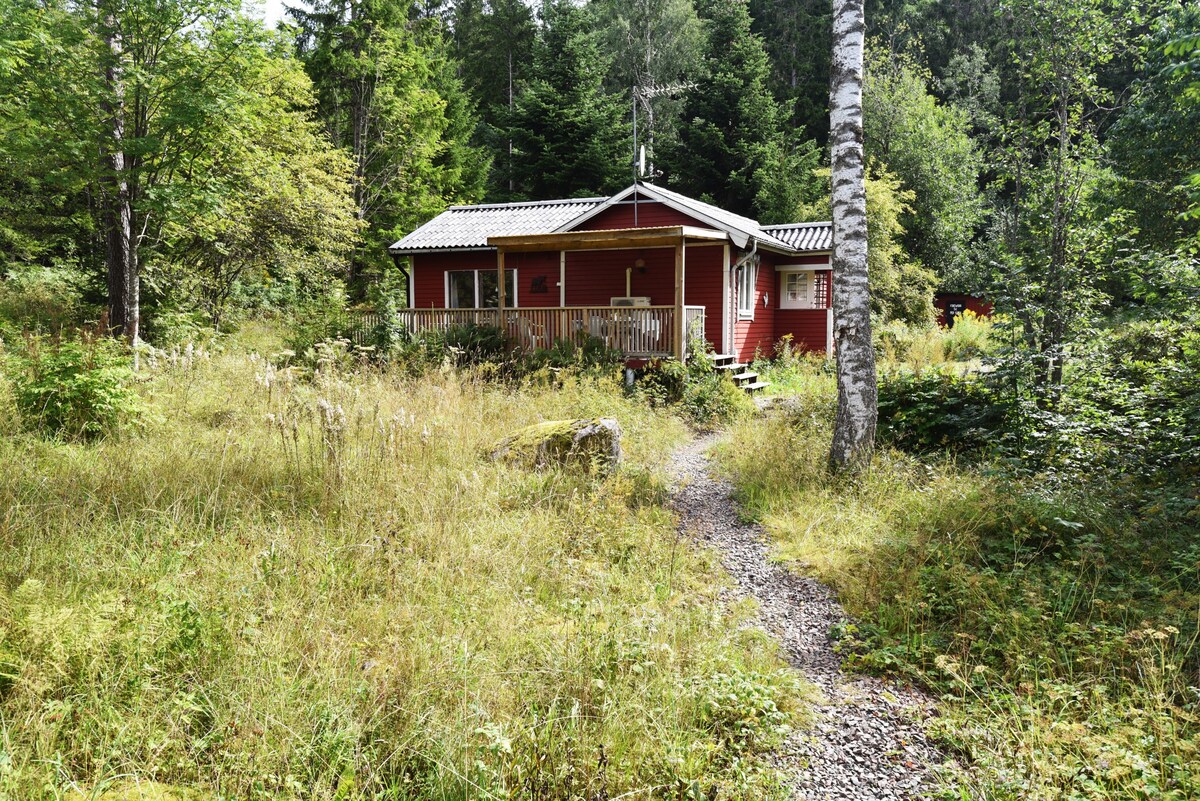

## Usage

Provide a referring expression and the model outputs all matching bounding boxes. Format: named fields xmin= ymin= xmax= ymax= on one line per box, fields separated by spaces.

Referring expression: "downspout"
xmin=391 ymin=252 xmax=412 ymax=308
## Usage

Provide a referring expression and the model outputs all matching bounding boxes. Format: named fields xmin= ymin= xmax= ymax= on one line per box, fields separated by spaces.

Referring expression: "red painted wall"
xmin=573 ymin=200 xmax=698 ymax=231
xmin=683 ymin=245 xmax=726 ymax=347
xmin=934 ymin=293 xmax=992 ymax=327
xmin=563 ymin=247 xmax=675 ymax=305
xmin=732 ymin=252 xmax=777 ymax=362
xmin=774 ymin=309 xmax=828 ymax=353
xmin=411 ymin=251 xmax=561 ymax=308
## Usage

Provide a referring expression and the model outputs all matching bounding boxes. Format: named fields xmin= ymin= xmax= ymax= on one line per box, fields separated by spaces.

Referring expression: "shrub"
xmin=877 ymin=368 xmax=1007 ymax=454
xmin=5 ymin=335 xmax=141 ymax=440
xmin=636 ymin=355 xmax=754 ymax=428
xmin=0 ymin=263 xmax=89 ymax=335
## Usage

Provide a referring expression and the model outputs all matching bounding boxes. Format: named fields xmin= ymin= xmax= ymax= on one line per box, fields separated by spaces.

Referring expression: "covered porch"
xmin=399 ymin=225 xmax=726 ymax=360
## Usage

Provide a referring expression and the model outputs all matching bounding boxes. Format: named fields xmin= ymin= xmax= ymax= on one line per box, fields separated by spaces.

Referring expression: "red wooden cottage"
xmin=388 ymin=182 xmax=833 ymax=364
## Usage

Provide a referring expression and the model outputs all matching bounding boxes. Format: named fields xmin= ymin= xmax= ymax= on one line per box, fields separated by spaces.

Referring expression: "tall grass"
xmin=717 ymin=363 xmax=1200 ymax=800
xmin=0 ymin=342 xmax=806 ymax=800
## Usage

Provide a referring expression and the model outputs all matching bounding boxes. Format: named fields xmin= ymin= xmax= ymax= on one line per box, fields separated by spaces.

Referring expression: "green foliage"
xmin=504 ymin=0 xmax=629 ymax=200
xmin=799 ymin=166 xmax=937 ymax=325
xmin=863 ymin=45 xmax=984 ymax=286
xmin=0 ymin=263 xmax=90 ymax=335
xmin=720 ymin=362 xmax=1200 ymax=801
xmin=293 ymin=1 xmax=489 ymax=285
xmin=1105 ymin=5 xmax=1200 ymax=251
xmin=688 ymin=669 xmax=800 ymax=756
xmin=877 ymin=368 xmax=1007 ymax=454
xmin=156 ymin=54 xmax=361 ymax=332
xmin=4 ymin=336 xmax=140 ymax=440
xmin=661 ymin=0 xmax=817 ymax=222
xmin=636 ymin=354 xmax=755 ymax=428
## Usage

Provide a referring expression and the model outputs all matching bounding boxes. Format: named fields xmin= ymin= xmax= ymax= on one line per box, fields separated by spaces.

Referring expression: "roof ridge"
xmin=761 ymin=221 xmax=832 ymax=230
xmin=448 ymin=197 xmax=606 ymax=211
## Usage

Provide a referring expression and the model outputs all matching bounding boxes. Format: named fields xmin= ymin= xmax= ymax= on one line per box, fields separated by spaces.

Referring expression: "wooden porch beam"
xmin=497 ymin=248 xmax=506 ymax=313
xmin=487 ymin=225 xmax=726 ymax=253
xmin=674 ymin=241 xmax=686 ymax=361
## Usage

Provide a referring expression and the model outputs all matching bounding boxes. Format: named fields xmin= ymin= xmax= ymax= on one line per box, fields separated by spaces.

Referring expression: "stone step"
xmin=732 ymin=371 xmax=758 ymax=383
xmin=713 ymin=362 xmax=748 ymax=372
xmin=741 ymin=381 xmax=770 ymax=393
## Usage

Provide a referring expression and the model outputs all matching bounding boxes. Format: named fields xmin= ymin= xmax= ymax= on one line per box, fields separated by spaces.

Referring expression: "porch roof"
xmin=487 ymin=225 xmax=728 ymax=252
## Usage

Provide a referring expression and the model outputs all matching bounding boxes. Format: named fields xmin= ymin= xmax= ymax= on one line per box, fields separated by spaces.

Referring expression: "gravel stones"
xmin=668 ymin=434 xmax=953 ymax=800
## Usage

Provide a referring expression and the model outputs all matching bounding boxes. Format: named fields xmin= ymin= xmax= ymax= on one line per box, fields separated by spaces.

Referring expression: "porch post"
xmin=496 ymin=248 xmax=506 ymax=329
xmin=674 ymin=239 xmax=686 ymax=361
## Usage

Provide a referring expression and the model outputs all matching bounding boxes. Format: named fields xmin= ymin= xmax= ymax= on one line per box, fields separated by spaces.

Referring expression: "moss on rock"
xmin=490 ymin=418 xmax=622 ymax=474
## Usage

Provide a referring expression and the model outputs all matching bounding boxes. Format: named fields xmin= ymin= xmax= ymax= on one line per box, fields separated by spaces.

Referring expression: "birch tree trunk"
xmin=828 ymin=0 xmax=876 ymax=469
xmin=101 ymin=2 xmax=138 ymax=344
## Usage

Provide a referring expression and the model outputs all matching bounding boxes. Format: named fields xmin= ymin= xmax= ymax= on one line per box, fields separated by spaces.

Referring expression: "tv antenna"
xmin=631 ymin=81 xmax=695 ymax=225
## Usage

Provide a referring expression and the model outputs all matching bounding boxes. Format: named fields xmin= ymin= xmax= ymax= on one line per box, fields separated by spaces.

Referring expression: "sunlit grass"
xmin=0 ymin=334 xmax=808 ymax=800
xmin=717 ymin=358 xmax=1200 ymax=801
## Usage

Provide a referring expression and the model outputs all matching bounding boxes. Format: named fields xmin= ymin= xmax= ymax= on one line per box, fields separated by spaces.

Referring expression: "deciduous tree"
xmin=829 ymin=0 xmax=877 ymax=469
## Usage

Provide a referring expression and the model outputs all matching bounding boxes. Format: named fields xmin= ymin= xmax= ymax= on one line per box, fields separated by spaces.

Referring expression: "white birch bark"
xmin=828 ymin=0 xmax=877 ymax=469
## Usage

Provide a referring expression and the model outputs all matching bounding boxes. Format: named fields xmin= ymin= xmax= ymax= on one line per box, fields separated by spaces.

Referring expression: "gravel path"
xmin=668 ymin=433 xmax=950 ymax=800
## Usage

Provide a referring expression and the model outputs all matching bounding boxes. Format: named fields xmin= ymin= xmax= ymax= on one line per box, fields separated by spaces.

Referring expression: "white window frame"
xmin=736 ymin=263 xmax=757 ymax=320
xmin=777 ymin=266 xmax=829 ymax=310
xmin=444 ymin=269 xmax=518 ymax=308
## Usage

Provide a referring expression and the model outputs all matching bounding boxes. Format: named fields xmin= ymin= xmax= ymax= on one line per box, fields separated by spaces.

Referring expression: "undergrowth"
xmin=0 ymin=335 xmax=807 ymax=800
xmin=718 ymin=358 xmax=1200 ymax=801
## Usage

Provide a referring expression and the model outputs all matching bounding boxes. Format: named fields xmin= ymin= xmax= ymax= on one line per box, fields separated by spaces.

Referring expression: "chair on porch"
xmin=588 ymin=315 xmax=610 ymax=344
xmin=515 ymin=316 xmax=544 ymax=351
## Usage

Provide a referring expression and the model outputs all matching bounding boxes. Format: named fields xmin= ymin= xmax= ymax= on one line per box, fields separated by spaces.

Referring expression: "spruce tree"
xmin=662 ymin=0 xmax=811 ymax=221
xmin=505 ymin=0 xmax=629 ymax=199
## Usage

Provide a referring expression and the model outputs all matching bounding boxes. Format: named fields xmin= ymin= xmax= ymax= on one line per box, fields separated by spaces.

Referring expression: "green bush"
xmin=5 ymin=335 xmax=141 ymax=440
xmin=877 ymin=368 xmax=1008 ymax=454
xmin=0 ymin=263 xmax=90 ymax=335
xmin=636 ymin=356 xmax=754 ymax=428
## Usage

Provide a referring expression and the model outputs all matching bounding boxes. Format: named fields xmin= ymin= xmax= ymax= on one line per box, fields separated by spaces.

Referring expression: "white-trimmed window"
xmin=737 ymin=263 xmax=758 ymax=319
xmin=446 ymin=269 xmax=516 ymax=308
xmin=779 ymin=269 xmax=830 ymax=310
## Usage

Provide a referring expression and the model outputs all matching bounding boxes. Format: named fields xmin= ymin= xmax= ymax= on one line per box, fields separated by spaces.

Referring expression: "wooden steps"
xmin=706 ymin=353 xmax=770 ymax=395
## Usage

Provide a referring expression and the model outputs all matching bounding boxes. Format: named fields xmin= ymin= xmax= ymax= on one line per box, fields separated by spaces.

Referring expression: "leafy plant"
xmin=5 ymin=335 xmax=140 ymax=440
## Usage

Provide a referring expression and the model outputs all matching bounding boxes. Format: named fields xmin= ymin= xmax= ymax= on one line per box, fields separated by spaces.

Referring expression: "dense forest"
xmin=1 ymin=0 xmax=1197 ymax=335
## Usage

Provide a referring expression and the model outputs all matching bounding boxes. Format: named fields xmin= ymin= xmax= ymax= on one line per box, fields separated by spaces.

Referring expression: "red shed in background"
xmin=934 ymin=292 xmax=993 ymax=328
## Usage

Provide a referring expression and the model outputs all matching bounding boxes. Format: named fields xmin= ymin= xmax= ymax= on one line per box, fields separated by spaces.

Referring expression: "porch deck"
xmin=395 ymin=305 xmax=706 ymax=360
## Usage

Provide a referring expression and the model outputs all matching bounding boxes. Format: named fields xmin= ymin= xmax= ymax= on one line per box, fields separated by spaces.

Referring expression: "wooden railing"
xmin=389 ymin=306 xmax=707 ymax=359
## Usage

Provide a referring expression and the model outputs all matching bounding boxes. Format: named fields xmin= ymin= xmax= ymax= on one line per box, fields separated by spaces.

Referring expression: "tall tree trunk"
xmin=101 ymin=3 xmax=138 ymax=344
xmin=828 ymin=0 xmax=876 ymax=470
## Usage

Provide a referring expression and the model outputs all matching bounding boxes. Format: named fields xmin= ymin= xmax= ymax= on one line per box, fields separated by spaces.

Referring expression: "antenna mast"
xmin=631 ymin=81 xmax=698 ymax=227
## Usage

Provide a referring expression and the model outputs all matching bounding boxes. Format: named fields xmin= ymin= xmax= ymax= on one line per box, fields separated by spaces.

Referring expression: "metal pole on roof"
xmin=632 ymin=86 xmax=639 ymax=227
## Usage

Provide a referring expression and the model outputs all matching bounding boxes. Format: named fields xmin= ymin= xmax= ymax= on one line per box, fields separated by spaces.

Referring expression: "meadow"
xmin=0 ymin=329 xmax=803 ymax=801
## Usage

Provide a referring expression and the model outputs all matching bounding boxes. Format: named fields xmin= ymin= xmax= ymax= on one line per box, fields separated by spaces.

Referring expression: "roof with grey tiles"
xmin=389 ymin=197 xmax=605 ymax=252
xmin=760 ymin=222 xmax=833 ymax=252
xmin=389 ymin=184 xmax=834 ymax=254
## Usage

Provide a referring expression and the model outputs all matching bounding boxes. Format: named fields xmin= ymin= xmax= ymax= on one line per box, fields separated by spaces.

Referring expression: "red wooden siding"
xmin=563 ymin=247 xmax=676 ymax=305
xmin=572 ymin=200 xmax=699 ymax=231
xmin=411 ymin=251 xmax=560 ymax=308
xmin=411 ymin=251 xmax=494 ymax=308
xmin=682 ymin=245 xmax=725 ymax=347
xmin=934 ymin=293 xmax=992 ymax=327
xmin=732 ymin=252 xmax=777 ymax=362
xmin=774 ymin=310 xmax=828 ymax=353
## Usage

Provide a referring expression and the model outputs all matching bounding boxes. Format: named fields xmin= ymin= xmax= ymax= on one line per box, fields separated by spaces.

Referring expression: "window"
xmin=446 ymin=269 xmax=516 ymax=308
xmin=784 ymin=272 xmax=809 ymax=307
xmin=779 ymin=269 xmax=830 ymax=310
xmin=737 ymin=263 xmax=757 ymax=319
